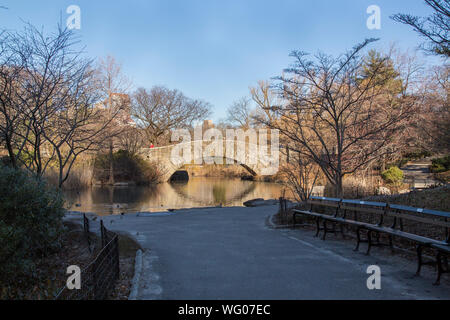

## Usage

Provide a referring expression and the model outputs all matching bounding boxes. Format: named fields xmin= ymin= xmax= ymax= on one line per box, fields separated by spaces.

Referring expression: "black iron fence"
xmin=55 ymin=215 xmax=120 ymax=300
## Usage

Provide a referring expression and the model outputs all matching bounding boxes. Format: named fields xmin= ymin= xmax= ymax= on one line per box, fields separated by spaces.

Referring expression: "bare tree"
xmin=3 ymin=24 xmax=88 ymax=176
xmin=413 ymin=65 xmax=450 ymax=153
xmin=250 ymin=80 xmax=278 ymax=127
xmin=280 ymin=149 xmax=320 ymax=202
xmin=40 ymin=67 xmax=126 ymax=188
xmin=96 ymin=56 xmax=132 ymax=185
xmin=0 ymin=30 xmax=26 ymax=168
xmin=0 ymin=24 xmax=124 ymax=188
xmin=116 ymin=126 xmax=145 ymax=156
xmin=392 ymin=0 xmax=450 ymax=57
xmin=259 ymin=39 xmax=415 ymax=197
xmin=226 ymin=97 xmax=254 ymax=129
xmin=132 ymin=86 xmax=211 ymax=146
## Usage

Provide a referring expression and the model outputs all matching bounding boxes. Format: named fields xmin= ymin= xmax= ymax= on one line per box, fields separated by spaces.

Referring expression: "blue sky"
xmin=0 ymin=0 xmax=440 ymax=122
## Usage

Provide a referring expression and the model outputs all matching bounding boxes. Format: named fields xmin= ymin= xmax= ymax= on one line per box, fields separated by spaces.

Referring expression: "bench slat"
xmin=310 ymin=196 xmax=341 ymax=202
xmin=340 ymin=205 xmax=385 ymax=216
xmin=307 ymin=200 xmax=340 ymax=208
xmin=431 ymin=244 xmax=450 ymax=252
xmin=293 ymin=210 xmax=331 ymax=218
xmin=387 ymin=211 xmax=450 ymax=228
xmin=342 ymin=199 xmax=387 ymax=207
xmin=422 ymin=208 xmax=450 ymax=219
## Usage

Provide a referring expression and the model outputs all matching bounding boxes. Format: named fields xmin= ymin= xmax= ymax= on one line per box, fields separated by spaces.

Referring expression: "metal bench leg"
xmin=416 ymin=245 xmax=424 ymax=276
xmin=314 ymin=217 xmax=321 ymax=237
xmin=354 ymin=228 xmax=361 ymax=252
xmin=366 ymin=230 xmax=372 ymax=255
xmin=340 ymin=224 xmax=346 ymax=240
xmin=322 ymin=220 xmax=328 ymax=240
xmin=375 ymin=232 xmax=381 ymax=245
xmin=388 ymin=235 xmax=394 ymax=253
xmin=292 ymin=213 xmax=296 ymax=228
xmin=434 ymin=252 xmax=442 ymax=286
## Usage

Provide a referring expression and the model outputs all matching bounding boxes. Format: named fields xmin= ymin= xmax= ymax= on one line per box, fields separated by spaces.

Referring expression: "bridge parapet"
xmin=139 ymin=139 xmax=282 ymax=181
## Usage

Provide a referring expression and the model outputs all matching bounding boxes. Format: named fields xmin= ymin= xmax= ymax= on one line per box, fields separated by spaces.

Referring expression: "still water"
xmin=65 ymin=177 xmax=287 ymax=216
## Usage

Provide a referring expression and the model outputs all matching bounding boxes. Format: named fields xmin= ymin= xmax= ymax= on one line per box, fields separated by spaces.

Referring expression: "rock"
xmin=243 ymin=198 xmax=264 ymax=207
xmin=243 ymin=198 xmax=279 ymax=207
xmin=398 ymin=189 xmax=410 ymax=194
xmin=376 ymin=186 xmax=391 ymax=195
xmin=114 ymin=182 xmax=131 ymax=187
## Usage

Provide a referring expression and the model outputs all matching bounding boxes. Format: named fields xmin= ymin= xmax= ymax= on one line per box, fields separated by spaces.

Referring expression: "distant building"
xmin=95 ymin=93 xmax=136 ymax=127
xmin=203 ymin=120 xmax=214 ymax=130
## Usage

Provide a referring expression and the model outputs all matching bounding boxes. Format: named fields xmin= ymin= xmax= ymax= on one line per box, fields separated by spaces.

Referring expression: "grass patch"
xmin=431 ymin=156 xmax=450 ymax=173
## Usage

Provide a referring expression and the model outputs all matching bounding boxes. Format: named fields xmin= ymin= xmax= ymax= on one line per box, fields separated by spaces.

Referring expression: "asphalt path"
xmin=68 ymin=206 xmax=450 ymax=300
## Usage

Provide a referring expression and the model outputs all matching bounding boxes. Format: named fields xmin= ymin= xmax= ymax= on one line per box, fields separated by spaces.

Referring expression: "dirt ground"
xmin=108 ymin=232 xmax=142 ymax=300
xmin=2 ymin=221 xmax=140 ymax=300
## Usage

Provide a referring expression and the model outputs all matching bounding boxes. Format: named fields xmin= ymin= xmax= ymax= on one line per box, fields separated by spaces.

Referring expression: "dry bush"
xmin=45 ymin=166 xmax=93 ymax=190
xmin=279 ymin=157 xmax=320 ymax=202
xmin=324 ymin=174 xmax=382 ymax=199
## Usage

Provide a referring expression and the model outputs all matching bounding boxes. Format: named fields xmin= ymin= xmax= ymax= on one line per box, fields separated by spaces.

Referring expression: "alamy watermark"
xmin=366 ymin=5 xmax=381 ymax=30
xmin=66 ymin=265 xmax=81 ymax=290
xmin=169 ymin=128 xmax=280 ymax=176
xmin=366 ymin=265 xmax=381 ymax=290
xmin=66 ymin=5 xmax=81 ymax=30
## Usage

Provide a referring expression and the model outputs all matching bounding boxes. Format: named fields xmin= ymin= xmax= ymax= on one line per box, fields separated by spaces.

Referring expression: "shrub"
xmin=381 ymin=166 xmax=404 ymax=185
xmin=403 ymin=150 xmax=432 ymax=160
xmin=44 ymin=165 xmax=93 ymax=190
xmin=431 ymin=156 xmax=450 ymax=173
xmin=93 ymin=150 xmax=161 ymax=184
xmin=0 ymin=166 xmax=64 ymax=290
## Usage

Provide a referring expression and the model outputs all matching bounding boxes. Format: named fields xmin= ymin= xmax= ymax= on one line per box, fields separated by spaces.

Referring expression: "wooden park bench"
xmin=293 ymin=196 xmax=450 ymax=285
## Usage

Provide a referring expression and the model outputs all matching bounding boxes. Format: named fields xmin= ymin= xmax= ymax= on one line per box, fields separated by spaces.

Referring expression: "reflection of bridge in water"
xmin=139 ymin=139 xmax=282 ymax=181
xmin=66 ymin=178 xmax=286 ymax=216
xmin=170 ymin=179 xmax=257 ymax=206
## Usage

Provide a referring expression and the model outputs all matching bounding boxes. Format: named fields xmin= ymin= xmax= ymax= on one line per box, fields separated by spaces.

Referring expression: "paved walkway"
xmin=401 ymin=160 xmax=438 ymax=188
xmin=67 ymin=206 xmax=450 ymax=300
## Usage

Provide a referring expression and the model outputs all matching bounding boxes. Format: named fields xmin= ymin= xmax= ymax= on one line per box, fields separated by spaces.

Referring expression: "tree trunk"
xmin=6 ymin=138 xmax=16 ymax=168
xmin=107 ymin=91 xmax=115 ymax=186
xmin=335 ymin=176 xmax=344 ymax=199
xmin=108 ymin=140 xmax=114 ymax=185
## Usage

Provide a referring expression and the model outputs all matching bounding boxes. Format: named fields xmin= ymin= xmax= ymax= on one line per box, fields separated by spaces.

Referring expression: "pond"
xmin=64 ymin=177 xmax=288 ymax=216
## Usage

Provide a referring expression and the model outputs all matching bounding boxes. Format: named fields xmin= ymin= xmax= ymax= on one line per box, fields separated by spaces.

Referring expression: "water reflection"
xmin=65 ymin=177 xmax=287 ymax=216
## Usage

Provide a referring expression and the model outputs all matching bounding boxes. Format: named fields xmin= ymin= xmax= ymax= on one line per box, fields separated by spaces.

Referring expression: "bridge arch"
xmin=139 ymin=140 xmax=275 ymax=182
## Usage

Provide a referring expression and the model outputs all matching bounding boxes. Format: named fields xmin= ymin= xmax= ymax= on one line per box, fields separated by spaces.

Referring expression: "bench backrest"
xmin=387 ymin=204 xmax=450 ymax=243
xmin=307 ymin=196 xmax=450 ymax=243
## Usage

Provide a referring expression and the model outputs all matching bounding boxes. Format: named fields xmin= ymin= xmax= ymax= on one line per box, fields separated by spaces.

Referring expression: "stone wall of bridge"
xmin=138 ymin=140 xmax=283 ymax=182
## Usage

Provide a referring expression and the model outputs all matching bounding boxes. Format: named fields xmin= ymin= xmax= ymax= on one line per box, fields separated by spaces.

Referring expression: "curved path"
xmin=68 ymin=206 xmax=450 ymax=300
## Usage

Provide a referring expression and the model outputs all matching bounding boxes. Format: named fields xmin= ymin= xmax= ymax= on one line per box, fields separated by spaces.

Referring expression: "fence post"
xmin=92 ymin=257 xmax=98 ymax=300
xmin=100 ymin=220 xmax=105 ymax=248
xmin=84 ymin=214 xmax=91 ymax=251
xmin=83 ymin=214 xmax=88 ymax=233
xmin=279 ymin=197 xmax=284 ymax=215
xmin=114 ymin=236 xmax=120 ymax=280
xmin=55 ymin=221 xmax=121 ymax=300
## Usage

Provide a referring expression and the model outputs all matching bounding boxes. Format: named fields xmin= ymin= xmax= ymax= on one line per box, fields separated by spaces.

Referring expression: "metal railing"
xmin=55 ymin=215 xmax=120 ymax=300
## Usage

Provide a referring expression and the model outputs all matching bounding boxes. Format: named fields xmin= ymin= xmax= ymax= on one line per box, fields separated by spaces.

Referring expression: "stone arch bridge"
xmin=139 ymin=140 xmax=282 ymax=182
